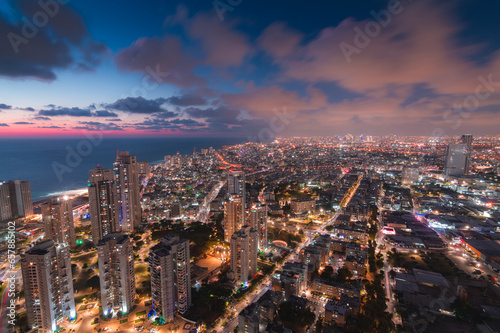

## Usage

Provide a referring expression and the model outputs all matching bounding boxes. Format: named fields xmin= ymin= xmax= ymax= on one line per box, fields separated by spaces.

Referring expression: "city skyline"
xmin=0 ymin=1 xmax=500 ymax=137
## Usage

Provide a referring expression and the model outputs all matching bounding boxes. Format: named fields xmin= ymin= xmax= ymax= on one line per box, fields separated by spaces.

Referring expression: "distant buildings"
xmin=249 ymin=206 xmax=268 ymax=250
xmin=88 ymin=166 xmax=119 ymax=243
xmin=0 ymin=179 xmax=33 ymax=221
xmin=21 ymin=240 xmax=76 ymax=333
xmin=402 ymin=167 xmax=419 ymax=185
xmin=41 ymin=197 xmax=76 ymax=248
xmin=114 ymin=151 xmax=142 ymax=233
xmin=444 ymin=143 xmax=468 ymax=178
xmin=230 ymin=225 xmax=258 ymax=286
xmin=97 ymin=232 xmax=136 ymax=316
xmin=149 ymin=235 xmax=191 ymax=323
xmin=224 ymin=195 xmax=245 ymax=242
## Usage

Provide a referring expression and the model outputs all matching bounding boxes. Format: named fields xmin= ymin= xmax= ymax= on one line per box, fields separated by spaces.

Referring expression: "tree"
xmin=278 ymin=301 xmax=315 ymax=331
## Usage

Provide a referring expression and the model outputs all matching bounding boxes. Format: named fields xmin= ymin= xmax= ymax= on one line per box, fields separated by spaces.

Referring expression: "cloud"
xmin=93 ymin=110 xmax=119 ymax=117
xmin=106 ymin=97 xmax=174 ymax=114
xmin=185 ymin=12 xmax=252 ymax=67
xmin=32 ymin=116 xmax=51 ymax=121
xmin=0 ymin=103 xmax=12 ymax=109
xmin=266 ymin=1 xmax=500 ymax=97
xmin=38 ymin=107 xmax=93 ymax=117
xmin=74 ymin=121 xmax=124 ymax=131
xmin=134 ymin=117 xmax=205 ymax=131
xmin=13 ymin=121 xmax=34 ymax=125
xmin=257 ymin=22 xmax=302 ymax=59
xmin=166 ymin=94 xmax=207 ymax=106
xmin=0 ymin=123 xmax=9 ymax=126
xmin=114 ymin=36 xmax=203 ymax=88
xmin=38 ymin=126 xmax=63 ymax=129
xmin=0 ymin=0 xmax=107 ymax=81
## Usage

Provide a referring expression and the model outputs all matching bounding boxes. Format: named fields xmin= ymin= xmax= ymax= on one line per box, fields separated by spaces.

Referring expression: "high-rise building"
xmin=444 ymin=144 xmax=468 ymax=178
xmin=227 ymin=170 xmax=246 ymax=198
xmin=21 ymin=240 xmax=76 ymax=333
xmin=41 ymin=197 xmax=76 ymax=248
xmin=224 ymin=195 xmax=245 ymax=242
xmin=230 ymin=225 xmax=258 ymax=286
xmin=8 ymin=179 xmax=33 ymax=218
xmin=249 ymin=206 xmax=268 ymax=250
xmin=0 ymin=181 xmax=12 ymax=222
xmin=227 ymin=170 xmax=246 ymax=217
xmin=137 ymin=161 xmax=150 ymax=179
xmin=149 ymin=235 xmax=191 ymax=323
xmin=461 ymin=134 xmax=473 ymax=175
xmin=88 ymin=167 xmax=119 ymax=243
xmin=97 ymin=232 xmax=136 ymax=316
xmin=114 ymin=151 xmax=141 ymax=233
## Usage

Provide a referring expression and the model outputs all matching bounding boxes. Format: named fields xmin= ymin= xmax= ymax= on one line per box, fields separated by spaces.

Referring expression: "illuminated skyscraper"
xmin=230 ymin=226 xmax=258 ymax=286
xmin=41 ymin=197 xmax=76 ymax=248
xmin=149 ymin=235 xmax=191 ymax=323
xmin=249 ymin=206 xmax=268 ymax=250
xmin=444 ymin=144 xmax=468 ymax=178
xmin=97 ymin=232 xmax=136 ymax=316
xmin=227 ymin=170 xmax=246 ymax=214
xmin=21 ymin=240 xmax=76 ymax=333
xmin=0 ymin=181 xmax=12 ymax=222
xmin=88 ymin=167 xmax=119 ymax=243
xmin=224 ymin=195 xmax=245 ymax=242
xmin=114 ymin=151 xmax=141 ymax=233
xmin=8 ymin=179 xmax=33 ymax=218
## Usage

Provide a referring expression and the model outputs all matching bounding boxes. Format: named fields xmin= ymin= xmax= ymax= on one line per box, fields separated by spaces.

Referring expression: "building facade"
xmin=444 ymin=143 xmax=468 ymax=178
xmin=149 ymin=235 xmax=191 ymax=323
xmin=224 ymin=195 xmax=245 ymax=242
xmin=88 ymin=167 xmax=119 ymax=243
xmin=8 ymin=179 xmax=33 ymax=218
xmin=114 ymin=151 xmax=141 ymax=233
xmin=97 ymin=232 xmax=136 ymax=316
xmin=21 ymin=240 xmax=76 ymax=333
xmin=41 ymin=197 xmax=76 ymax=248
xmin=249 ymin=206 xmax=268 ymax=250
xmin=230 ymin=225 xmax=258 ymax=286
xmin=0 ymin=181 xmax=12 ymax=222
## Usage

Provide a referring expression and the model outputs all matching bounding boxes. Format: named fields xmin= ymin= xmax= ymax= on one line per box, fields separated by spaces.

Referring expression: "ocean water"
xmin=0 ymin=136 xmax=246 ymax=201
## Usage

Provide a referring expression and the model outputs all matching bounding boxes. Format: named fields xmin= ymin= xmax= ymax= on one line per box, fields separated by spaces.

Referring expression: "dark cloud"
xmin=75 ymin=121 xmax=123 ymax=131
xmin=0 ymin=103 xmax=12 ymax=109
xmin=114 ymin=36 xmax=204 ymax=88
xmin=93 ymin=110 xmax=119 ymax=117
xmin=185 ymin=106 xmax=242 ymax=124
xmin=32 ymin=116 xmax=51 ymax=120
xmin=106 ymin=97 xmax=172 ymax=114
xmin=134 ymin=117 xmax=204 ymax=131
xmin=37 ymin=126 xmax=63 ymax=129
xmin=166 ymin=94 xmax=207 ymax=106
xmin=13 ymin=121 xmax=34 ymax=125
xmin=154 ymin=111 xmax=177 ymax=118
xmin=0 ymin=1 xmax=108 ymax=81
xmin=105 ymin=118 xmax=122 ymax=122
xmin=38 ymin=107 xmax=93 ymax=117
xmin=24 ymin=107 xmax=35 ymax=111
xmin=0 ymin=123 xmax=9 ymax=126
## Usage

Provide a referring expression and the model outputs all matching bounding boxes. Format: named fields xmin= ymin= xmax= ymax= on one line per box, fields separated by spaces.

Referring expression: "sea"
xmin=0 ymin=137 xmax=247 ymax=201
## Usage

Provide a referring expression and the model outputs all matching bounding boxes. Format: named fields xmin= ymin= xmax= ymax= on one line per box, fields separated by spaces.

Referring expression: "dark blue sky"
xmin=0 ymin=0 xmax=499 ymax=137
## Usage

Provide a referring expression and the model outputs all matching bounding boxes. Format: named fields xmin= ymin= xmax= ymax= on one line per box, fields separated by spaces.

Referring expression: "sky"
xmin=0 ymin=0 xmax=500 ymax=138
